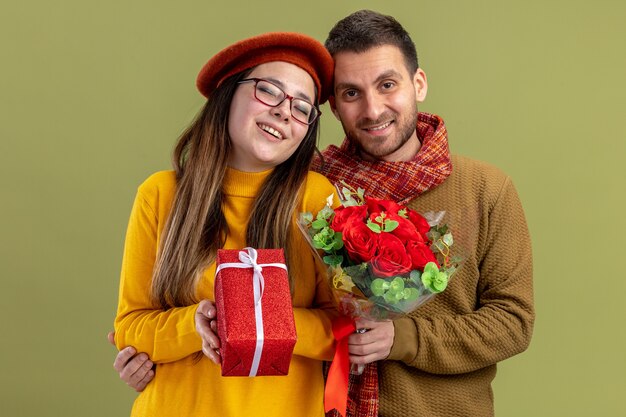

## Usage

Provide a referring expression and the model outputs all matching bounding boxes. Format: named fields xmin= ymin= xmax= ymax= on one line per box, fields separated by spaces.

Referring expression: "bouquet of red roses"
xmin=299 ymin=182 xmax=461 ymax=320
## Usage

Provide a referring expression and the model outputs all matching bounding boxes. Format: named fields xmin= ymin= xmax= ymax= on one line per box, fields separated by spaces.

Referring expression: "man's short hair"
xmin=325 ymin=9 xmax=419 ymax=74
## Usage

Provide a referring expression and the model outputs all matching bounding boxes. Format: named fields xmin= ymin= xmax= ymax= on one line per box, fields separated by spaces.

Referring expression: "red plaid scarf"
xmin=325 ymin=364 xmax=378 ymax=417
xmin=313 ymin=112 xmax=452 ymax=205
xmin=316 ymin=113 xmax=452 ymax=417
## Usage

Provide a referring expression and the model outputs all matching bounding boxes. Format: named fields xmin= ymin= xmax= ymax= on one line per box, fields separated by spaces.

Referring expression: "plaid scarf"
xmin=324 ymin=363 xmax=378 ymax=417
xmin=313 ymin=112 xmax=452 ymax=205
xmin=317 ymin=112 xmax=452 ymax=417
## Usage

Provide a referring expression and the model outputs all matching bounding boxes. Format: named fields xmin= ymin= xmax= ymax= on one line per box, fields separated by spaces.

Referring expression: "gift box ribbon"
xmin=215 ymin=247 xmax=287 ymax=376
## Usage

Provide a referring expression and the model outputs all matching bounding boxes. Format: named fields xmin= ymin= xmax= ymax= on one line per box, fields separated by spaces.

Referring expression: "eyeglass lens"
xmin=253 ymin=80 xmax=317 ymax=124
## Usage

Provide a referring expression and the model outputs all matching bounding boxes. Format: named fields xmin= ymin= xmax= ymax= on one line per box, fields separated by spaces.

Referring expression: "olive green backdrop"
xmin=1 ymin=1 xmax=624 ymax=416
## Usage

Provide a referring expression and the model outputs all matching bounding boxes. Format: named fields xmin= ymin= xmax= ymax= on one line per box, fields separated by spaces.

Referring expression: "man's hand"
xmin=195 ymin=300 xmax=221 ymax=364
xmin=108 ymin=332 xmax=154 ymax=392
xmin=347 ymin=319 xmax=394 ymax=365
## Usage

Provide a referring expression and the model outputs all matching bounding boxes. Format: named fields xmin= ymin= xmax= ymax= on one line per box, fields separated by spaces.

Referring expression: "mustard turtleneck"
xmin=222 ymin=166 xmax=273 ymax=196
xmin=115 ymin=168 xmax=339 ymax=417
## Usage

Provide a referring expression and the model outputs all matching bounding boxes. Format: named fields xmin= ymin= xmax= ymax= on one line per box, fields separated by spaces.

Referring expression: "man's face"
xmin=330 ymin=45 xmax=428 ymax=162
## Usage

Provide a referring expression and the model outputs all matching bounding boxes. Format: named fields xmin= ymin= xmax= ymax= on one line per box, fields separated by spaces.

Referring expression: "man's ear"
xmin=328 ymin=95 xmax=340 ymax=120
xmin=414 ymin=68 xmax=428 ymax=103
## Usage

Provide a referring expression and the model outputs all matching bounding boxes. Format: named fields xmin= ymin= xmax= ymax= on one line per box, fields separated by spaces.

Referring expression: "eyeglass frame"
xmin=237 ymin=78 xmax=321 ymax=125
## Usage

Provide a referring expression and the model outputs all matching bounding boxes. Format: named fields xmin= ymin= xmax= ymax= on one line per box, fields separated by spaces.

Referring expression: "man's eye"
xmin=343 ymin=90 xmax=358 ymax=99
xmin=381 ymin=82 xmax=395 ymax=90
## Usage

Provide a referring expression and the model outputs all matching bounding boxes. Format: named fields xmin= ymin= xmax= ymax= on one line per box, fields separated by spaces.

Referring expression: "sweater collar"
xmin=223 ymin=167 xmax=273 ymax=197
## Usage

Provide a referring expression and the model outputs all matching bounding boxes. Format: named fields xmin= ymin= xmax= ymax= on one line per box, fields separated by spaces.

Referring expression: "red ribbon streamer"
xmin=324 ymin=315 xmax=356 ymax=417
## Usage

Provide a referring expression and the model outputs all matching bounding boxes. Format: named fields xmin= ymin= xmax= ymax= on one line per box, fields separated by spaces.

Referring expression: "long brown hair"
xmin=150 ymin=70 xmax=320 ymax=308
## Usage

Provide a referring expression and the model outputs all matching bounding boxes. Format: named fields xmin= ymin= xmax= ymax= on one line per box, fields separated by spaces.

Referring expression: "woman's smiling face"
xmin=227 ymin=61 xmax=316 ymax=172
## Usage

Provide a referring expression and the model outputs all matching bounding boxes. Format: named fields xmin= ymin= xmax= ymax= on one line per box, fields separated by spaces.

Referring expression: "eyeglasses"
xmin=238 ymin=78 xmax=321 ymax=125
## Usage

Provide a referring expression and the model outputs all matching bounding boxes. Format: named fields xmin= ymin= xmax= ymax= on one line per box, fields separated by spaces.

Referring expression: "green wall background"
xmin=1 ymin=1 xmax=624 ymax=416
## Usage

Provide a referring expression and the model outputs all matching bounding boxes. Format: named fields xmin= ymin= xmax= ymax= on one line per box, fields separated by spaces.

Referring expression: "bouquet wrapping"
xmin=214 ymin=247 xmax=297 ymax=377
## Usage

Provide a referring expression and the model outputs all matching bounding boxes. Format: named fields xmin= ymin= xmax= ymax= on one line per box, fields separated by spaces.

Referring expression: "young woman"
xmin=113 ymin=32 xmax=338 ymax=417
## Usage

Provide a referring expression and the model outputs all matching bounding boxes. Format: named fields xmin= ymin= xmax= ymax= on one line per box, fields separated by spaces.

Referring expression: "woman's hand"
xmin=195 ymin=300 xmax=221 ymax=364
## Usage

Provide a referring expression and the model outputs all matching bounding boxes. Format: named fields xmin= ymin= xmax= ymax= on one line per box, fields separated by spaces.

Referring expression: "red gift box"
xmin=214 ymin=247 xmax=297 ymax=376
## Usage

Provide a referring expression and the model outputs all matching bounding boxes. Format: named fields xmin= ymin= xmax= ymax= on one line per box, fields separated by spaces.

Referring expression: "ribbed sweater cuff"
xmin=388 ymin=316 xmax=418 ymax=363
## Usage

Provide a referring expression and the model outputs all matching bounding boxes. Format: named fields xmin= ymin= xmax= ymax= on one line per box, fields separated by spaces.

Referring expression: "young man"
xmin=111 ymin=10 xmax=534 ymax=416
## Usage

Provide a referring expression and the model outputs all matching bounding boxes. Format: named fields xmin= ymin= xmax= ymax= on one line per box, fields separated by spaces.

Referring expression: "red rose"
xmin=330 ymin=204 xmax=368 ymax=233
xmin=368 ymin=211 xmax=423 ymax=244
xmin=365 ymin=197 xmax=404 ymax=215
xmin=407 ymin=209 xmax=431 ymax=239
xmin=389 ymin=212 xmax=424 ymax=243
xmin=343 ymin=220 xmax=379 ymax=263
xmin=406 ymin=240 xmax=439 ymax=270
xmin=370 ymin=233 xmax=412 ymax=277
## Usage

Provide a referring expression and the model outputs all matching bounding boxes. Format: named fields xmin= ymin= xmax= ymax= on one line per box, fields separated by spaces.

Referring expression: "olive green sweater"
xmin=379 ymin=154 xmax=534 ymax=416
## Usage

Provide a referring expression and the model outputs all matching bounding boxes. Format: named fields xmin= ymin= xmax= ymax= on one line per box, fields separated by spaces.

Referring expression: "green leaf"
xmin=398 ymin=208 xmax=408 ymax=218
xmin=343 ymin=196 xmax=358 ymax=207
xmin=399 ymin=287 xmax=420 ymax=301
xmin=383 ymin=291 xmax=400 ymax=304
xmin=427 ymin=230 xmax=441 ymax=242
xmin=312 ymin=240 xmax=327 ymax=250
xmin=389 ymin=277 xmax=405 ymax=293
xmin=312 ymin=231 xmax=325 ymax=243
xmin=443 ymin=233 xmax=454 ymax=246
xmin=409 ymin=270 xmax=422 ymax=284
xmin=431 ymin=271 xmax=449 ymax=292
xmin=432 ymin=240 xmax=446 ymax=254
xmin=343 ymin=264 xmax=369 ymax=281
xmin=424 ymin=262 xmax=439 ymax=275
xmin=422 ymin=275 xmax=436 ymax=293
xmin=323 ymin=254 xmax=343 ymax=267
xmin=371 ymin=278 xmax=389 ymax=296
xmin=300 ymin=212 xmax=313 ymax=224
xmin=367 ymin=219 xmax=381 ymax=233
xmin=311 ymin=218 xmax=328 ymax=229
xmin=450 ymin=255 xmax=463 ymax=264
xmin=332 ymin=235 xmax=344 ymax=250
xmin=341 ymin=187 xmax=358 ymax=206
xmin=383 ymin=220 xmax=399 ymax=232
xmin=317 ymin=205 xmax=334 ymax=220
xmin=312 ymin=228 xmax=335 ymax=251
xmin=421 ymin=262 xmax=449 ymax=293
xmin=404 ymin=287 xmax=420 ymax=301
xmin=338 ymin=182 xmax=366 ymax=206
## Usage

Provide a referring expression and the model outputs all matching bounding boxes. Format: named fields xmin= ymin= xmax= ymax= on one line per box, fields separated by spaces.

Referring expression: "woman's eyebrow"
xmin=265 ymin=77 xmax=313 ymax=102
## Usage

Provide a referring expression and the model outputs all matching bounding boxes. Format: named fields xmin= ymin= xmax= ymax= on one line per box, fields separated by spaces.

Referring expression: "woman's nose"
xmin=271 ymin=99 xmax=291 ymax=122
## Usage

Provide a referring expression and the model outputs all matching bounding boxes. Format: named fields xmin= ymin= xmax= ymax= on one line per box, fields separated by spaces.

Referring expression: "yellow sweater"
xmin=115 ymin=168 xmax=338 ymax=417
